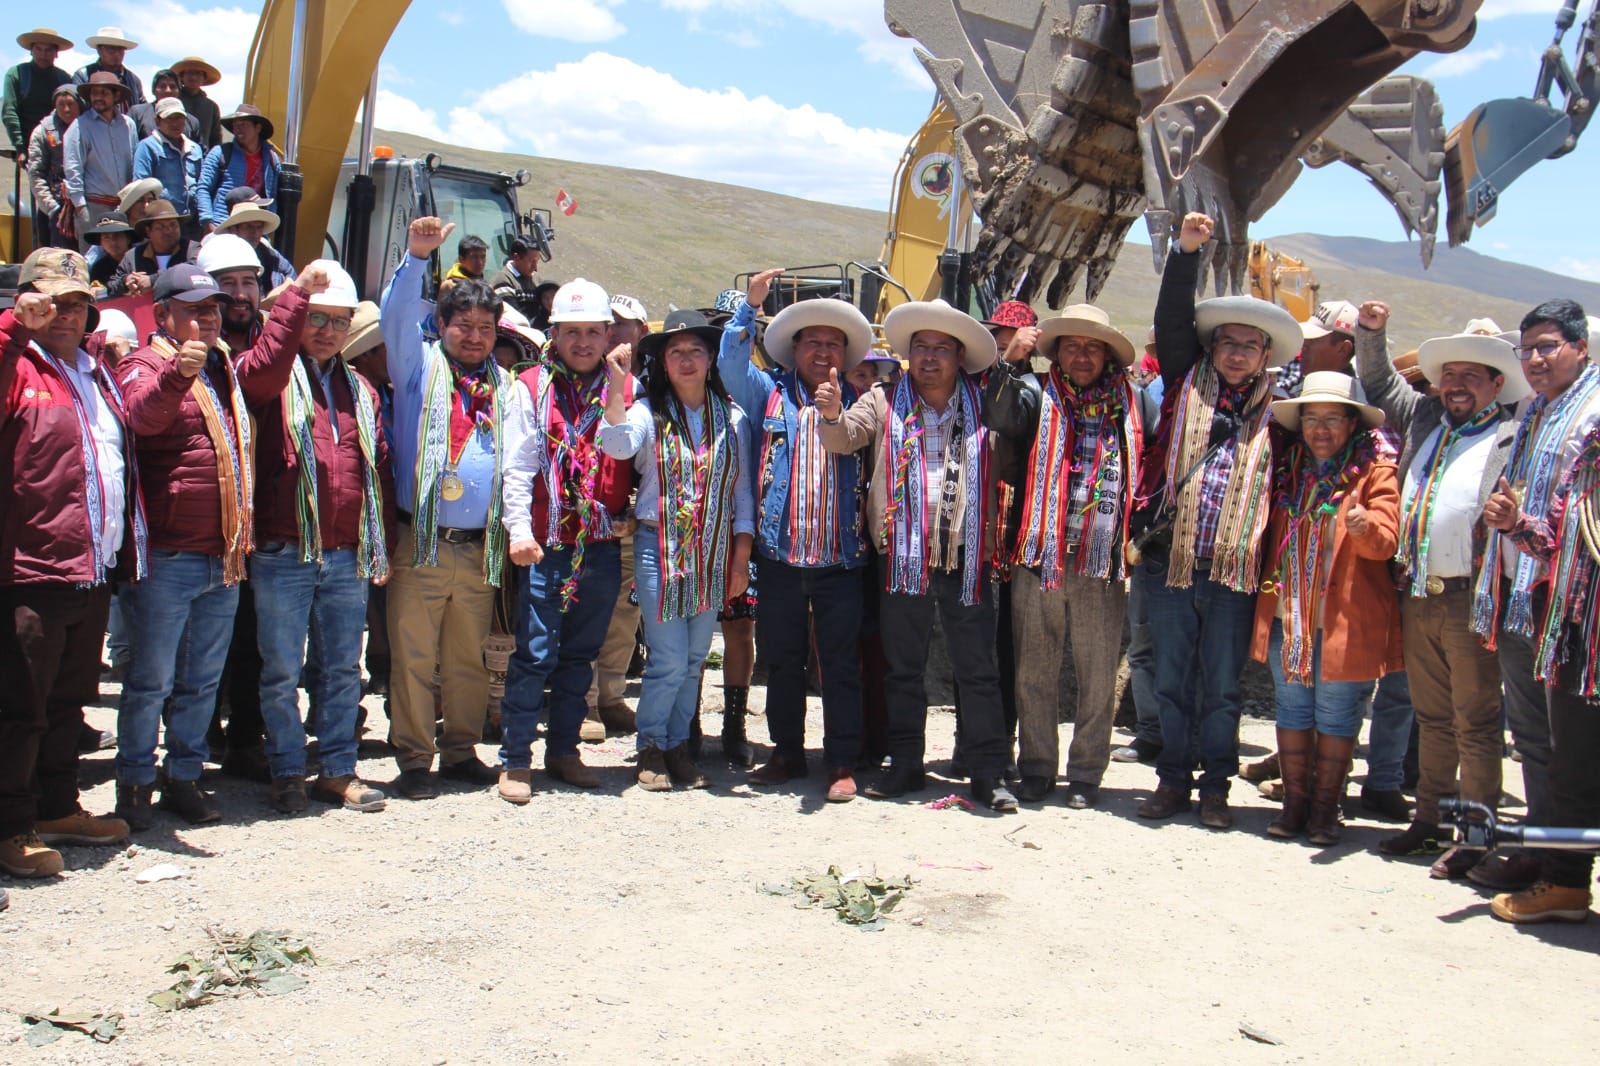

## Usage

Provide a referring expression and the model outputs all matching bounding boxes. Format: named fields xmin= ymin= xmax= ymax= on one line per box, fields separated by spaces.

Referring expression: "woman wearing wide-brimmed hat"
xmin=198 ymin=104 xmax=282 ymax=228
xmin=1250 ymin=371 xmax=1402 ymax=845
xmin=598 ymin=310 xmax=756 ymax=791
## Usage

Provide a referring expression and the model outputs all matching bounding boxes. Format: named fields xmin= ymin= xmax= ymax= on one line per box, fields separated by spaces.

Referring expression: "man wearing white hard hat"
xmin=1356 ymin=302 xmax=1525 ymax=876
xmin=379 ymin=217 xmax=517 ymax=800
xmin=199 ymin=232 xmax=267 ymax=353
xmin=817 ymin=298 xmax=1018 ymax=813
xmin=496 ymin=276 xmax=633 ymax=801
xmin=71 ymin=28 xmax=146 ymax=107
xmin=241 ymin=260 xmax=395 ymax=815
xmin=719 ymin=270 xmax=874 ymax=800
xmin=1132 ymin=211 xmax=1302 ymax=831
xmin=984 ymin=303 xmax=1145 ymax=810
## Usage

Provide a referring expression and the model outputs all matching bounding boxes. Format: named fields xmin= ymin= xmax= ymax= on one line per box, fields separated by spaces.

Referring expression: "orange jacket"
xmin=1251 ymin=459 xmax=1403 ymax=682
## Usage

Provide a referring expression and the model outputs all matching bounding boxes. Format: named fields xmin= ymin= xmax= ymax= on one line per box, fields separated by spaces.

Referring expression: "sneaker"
xmin=1490 ymin=881 xmax=1593 ymax=924
xmin=0 ymin=832 xmax=64 ymax=878
xmin=394 ymin=768 xmax=439 ymax=800
xmin=971 ymin=777 xmax=1019 ymax=813
xmin=1110 ymin=737 xmax=1161 ymax=764
xmin=496 ymin=769 xmax=533 ymax=805
xmin=158 ymin=778 xmax=222 ymax=825
xmin=637 ymin=748 xmax=672 ymax=792
xmin=579 ymin=710 xmax=607 ymax=744
xmin=312 ymin=775 xmax=386 ymax=812
xmin=1377 ymin=819 xmax=1441 ymax=857
xmin=1466 ymin=850 xmax=1542 ymax=891
xmin=35 ymin=808 xmax=130 ymax=846
xmin=114 ymin=782 xmax=155 ymax=832
xmin=546 ymin=754 xmax=600 ymax=789
xmin=270 ymin=775 xmax=309 ymax=815
xmin=663 ymin=744 xmax=708 ymax=789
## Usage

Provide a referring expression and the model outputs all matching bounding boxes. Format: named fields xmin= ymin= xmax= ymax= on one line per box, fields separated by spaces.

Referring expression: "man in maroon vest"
xmin=498 ymin=279 xmax=635 ymax=802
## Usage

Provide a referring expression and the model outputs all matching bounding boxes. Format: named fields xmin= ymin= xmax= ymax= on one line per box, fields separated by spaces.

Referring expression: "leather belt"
xmin=397 ymin=510 xmax=485 ymax=544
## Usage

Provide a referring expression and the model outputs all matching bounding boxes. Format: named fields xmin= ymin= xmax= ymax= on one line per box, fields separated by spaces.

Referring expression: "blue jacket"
xmin=197 ymin=141 xmax=282 ymax=226
xmin=133 ymin=132 xmax=202 ymax=219
xmin=717 ymin=300 xmax=867 ymax=568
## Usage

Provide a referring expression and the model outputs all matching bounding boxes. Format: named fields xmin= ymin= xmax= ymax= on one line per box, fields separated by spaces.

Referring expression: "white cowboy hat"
xmin=1038 ymin=303 xmax=1136 ymax=367
xmin=1416 ymin=332 xmax=1531 ymax=405
xmin=883 ymin=299 xmax=997 ymax=374
xmin=85 ymin=26 xmax=138 ymax=49
xmin=765 ymin=298 xmax=874 ymax=370
xmin=116 ymin=177 xmax=162 ymax=216
xmin=1194 ymin=295 xmax=1303 ymax=369
xmin=1271 ymin=371 xmax=1386 ymax=430
xmin=1462 ymin=316 xmax=1503 ymax=336
xmin=215 ymin=202 xmax=281 ymax=236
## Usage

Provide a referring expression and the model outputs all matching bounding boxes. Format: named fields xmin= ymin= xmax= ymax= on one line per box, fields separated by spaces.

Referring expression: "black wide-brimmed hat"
xmin=638 ymin=308 xmax=721 ymax=362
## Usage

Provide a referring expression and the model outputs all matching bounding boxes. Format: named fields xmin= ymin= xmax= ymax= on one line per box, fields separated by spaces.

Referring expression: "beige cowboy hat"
xmin=1271 ymin=371 xmax=1386 ymax=430
xmin=85 ymin=26 xmax=139 ymax=49
xmin=1194 ymin=295 xmax=1303 ymax=369
xmin=170 ymin=56 xmax=222 ymax=86
xmin=764 ymin=298 xmax=874 ymax=370
xmin=17 ymin=28 xmax=72 ymax=51
xmin=341 ymin=302 xmax=383 ymax=361
xmin=117 ymin=177 xmax=163 ymax=216
xmin=1038 ymin=304 xmax=1136 ymax=367
xmin=1416 ymin=332 xmax=1531 ymax=405
xmin=216 ymin=201 xmax=281 ymax=236
xmin=883 ymin=298 xmax=997 ymax=374
xmin=1463 ymin=317 xmax=1503 ymax=336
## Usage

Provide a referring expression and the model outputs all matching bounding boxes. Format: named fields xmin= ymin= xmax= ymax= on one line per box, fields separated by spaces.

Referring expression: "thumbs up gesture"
xmin=175 ymin=318 xmax=209 ymax=377
xmin=1483 ymin=476 xmax=1521 ymax=531
xmin=814 ymin=366 xmax=843 ymax=420
xmin=1345 ymin=502 xmax=1371 ymax=538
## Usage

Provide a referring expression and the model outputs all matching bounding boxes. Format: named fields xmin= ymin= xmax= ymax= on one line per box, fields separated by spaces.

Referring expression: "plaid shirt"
xmin=1192 ymin=381 xmax=1256 ymax=560
xmin=921 ymin=398 xmax=963 ymax=556
xmin=1064 ymin=409 xmax=1112 ymax=546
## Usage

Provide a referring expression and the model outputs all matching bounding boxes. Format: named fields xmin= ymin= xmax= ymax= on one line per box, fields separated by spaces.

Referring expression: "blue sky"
xmin=22 ymin=0 xmax=1598 ymax=280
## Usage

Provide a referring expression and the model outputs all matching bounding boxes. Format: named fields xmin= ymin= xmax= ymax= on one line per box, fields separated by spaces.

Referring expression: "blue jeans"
xmin=106 ymin=582 xmax=133 ymax=670
xmin=632 ymin=536 xmax=716 ymax=752
xmin=251 ymin=545 xmax=368 ymax=779
xmin=1140 ymin=557 xmax=1256 ymax=797
xmin=499 ymin=540 xmax=621 ymax=768
xmin=118 ymin=551 xmax=241 ymax=785
xmin=1266 ymin=620 xmax=1376 ymax=737
xmin=1363 ymin=670 xmax=1413 ymax=790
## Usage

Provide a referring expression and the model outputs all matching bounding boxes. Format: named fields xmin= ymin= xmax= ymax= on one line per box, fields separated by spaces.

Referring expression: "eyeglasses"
xmin=1512 ymin=339 xmax=1567 ymax=362
xmin=1299 ymin=415 xmax=1354 ymax=430
xmin=308 ymin=311 xmax=352 ymax=332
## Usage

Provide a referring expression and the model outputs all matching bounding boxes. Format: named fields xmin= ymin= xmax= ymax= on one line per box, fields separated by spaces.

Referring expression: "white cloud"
xmin=440 ymin=11 xmax=465 ymax=26
xmin=1477 ymin=0 xmax=1561 ymax=19
xmin=465 ymin=52 xmax=907 ymax=206
xmin=1557 ymin=257 xmax=1600 ymax=283
xmin=660 ymin=0 xmax=926 ymax=87
xmin=1421 ymin=43 xmax=1508 ymax=79
xmin=502 ymin=0 xmax=626 ymax=43
xmin=374 ymin=89 xmax=513 ymax=152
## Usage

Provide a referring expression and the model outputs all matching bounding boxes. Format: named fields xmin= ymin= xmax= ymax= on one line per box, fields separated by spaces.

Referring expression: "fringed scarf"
xmin=413 ymin=344 xmax=509 ymax=587
xmin=1535 ymin=427 xmax=1600 ymax=695
xmin=1397 ymin=404 xmax=1501 ymax=596
xmin=1474 ymin=363 xmax=1600 ymax=646
xmin=1012 ymin=366 xmax=1143 ymax=587
xmin=532 ymin=359 xmax=628 ymax=607
xmin=1164 ymin=360 xmax=1274 ymax=591
xmin=1268 ymin=434 xmax=1378 ymax=683
xmin=882 ymin=374 xmax=987 ymax=605
xmin=284 ymin=357 xmax=389 ymax=579
xmin=149 ymin=333 xmax=254 ymax=584
xmin=655 ymin=393 xmax=739 ymax=621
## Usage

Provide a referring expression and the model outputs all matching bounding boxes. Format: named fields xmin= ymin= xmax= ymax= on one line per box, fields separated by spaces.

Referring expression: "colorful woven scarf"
xmin=413 ymin=343 xmax=508 ymax=587
xmin=1269 ymin=434 xmax=1376 ymax=682
xmin=1474 ymin=363 xmax=1600 ymax=645
xmin=149 ymin=333 xmax=254 ymax=584
xmin=1164 ymin=359 xmax=1274 ymax=591
xmin=1534 ymin=427 xmax=1600 ymax=694
xmin=284 ymin=356 xmax=389 ymax=579
xmin=882 ymin=374 xmax=987 ymax=605
xmin=1396 ymin=404 xmax=1501 ymax=596
xmin=1012 ymin=366 xmax=1143 ymax=586
xmin=532 ymin=359 xmax=623 ymax=607
xmin=768 ymin=378 xmax=844 ymax=566
xmin=655 ymin=392 xmax=739 ymax=621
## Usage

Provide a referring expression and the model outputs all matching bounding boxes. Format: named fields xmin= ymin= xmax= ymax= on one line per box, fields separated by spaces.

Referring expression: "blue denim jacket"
xmin=133 ymin=133 xmax=202 ymax=219
xmin=717 ymin=300 xmax=867 ymax=569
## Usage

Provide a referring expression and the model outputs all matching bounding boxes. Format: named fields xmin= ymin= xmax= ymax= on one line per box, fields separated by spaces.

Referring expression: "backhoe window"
xmin=429 ymin=174 xmax=516 ymax=281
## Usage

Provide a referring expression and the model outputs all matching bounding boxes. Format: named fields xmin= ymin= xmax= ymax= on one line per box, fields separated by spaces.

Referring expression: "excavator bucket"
xmin=1444 ymin=98 xmax=1573 ymax=247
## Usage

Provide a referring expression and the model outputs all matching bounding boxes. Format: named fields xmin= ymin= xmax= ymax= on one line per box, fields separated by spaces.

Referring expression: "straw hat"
xmin=1415 ymin=332 xmax=1531 ymax=405
xmin=1194 ymin=295 xmax=1303 ymax=369
xmin=170 ymin=56 xmax=222 ymax=86
xmin=882 ymin=299 xmax=997 ymax=374
xmin=1037 ymin=304 xmax=1136 ymax=367
xmin=17 ymin=28 xmax=72 ymax=51
xmin=341 ymin=303 xmax=383 ymax=361
xmin=216 ymin=201 xmax=281 ymax=236
xmin=1270 ymin=371 xmax=1385 ymax=430
xmin=764 ymin=298 xmax=874 ymax=370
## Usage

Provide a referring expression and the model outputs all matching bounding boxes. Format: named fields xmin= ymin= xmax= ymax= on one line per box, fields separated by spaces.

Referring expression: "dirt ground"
xmin=3 ymin=643 xmax=1598 ymax=1066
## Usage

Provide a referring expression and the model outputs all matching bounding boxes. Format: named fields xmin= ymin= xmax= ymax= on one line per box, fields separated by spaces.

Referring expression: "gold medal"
xmin=440 ymin=473 xmax=466 ymax=502
xmin=1425 ymin=575 xmax=1445 ymax=596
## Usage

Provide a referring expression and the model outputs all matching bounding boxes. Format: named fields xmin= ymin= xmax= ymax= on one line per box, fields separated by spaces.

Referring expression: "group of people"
xmin=3 ymin=126 xmax=1598 ymax=928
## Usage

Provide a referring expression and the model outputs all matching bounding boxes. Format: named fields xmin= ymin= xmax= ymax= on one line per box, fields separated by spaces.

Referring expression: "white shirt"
xmin=1402 ymin=419 xmax=1497 ymax=580
xmin=39 ymin=344 xmax=127 ymax=566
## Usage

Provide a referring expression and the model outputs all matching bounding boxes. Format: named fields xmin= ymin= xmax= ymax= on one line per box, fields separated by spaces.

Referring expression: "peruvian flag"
xmin=556 ymin=189 xmax=577 ymax=216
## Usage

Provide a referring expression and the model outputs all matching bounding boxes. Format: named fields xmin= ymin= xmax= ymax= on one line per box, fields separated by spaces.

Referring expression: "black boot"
xmin=721 ymin=686 xmax=754 ymax=768
xmin=114 ymin=780 xmax=155 ymax=832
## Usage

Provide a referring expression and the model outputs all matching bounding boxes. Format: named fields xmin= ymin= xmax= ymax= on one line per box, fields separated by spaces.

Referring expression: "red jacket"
xmin=0 ymin=311 xmax=146 ymax=586
xmin=116 ymin=285 xmax=309 ymax=555
xmin=519 ymin=365 xmax=635 ymax=545
xmin=245 ymin=353 xmax=398 ymax=554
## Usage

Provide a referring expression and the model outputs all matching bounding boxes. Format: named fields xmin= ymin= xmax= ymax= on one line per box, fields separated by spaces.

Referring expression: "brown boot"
xmin=663 ymin=744 xmax=708 ymax=789
xmin=1241 ymin=751 xmax=1281 ymax=783
xmin=636 ymin=748 xmax=672 ymax=792
xmin=1266 ymin=728 xmax=1314 ymax=839
xmin=1306 ymin=732 xmax=1357 ymax=846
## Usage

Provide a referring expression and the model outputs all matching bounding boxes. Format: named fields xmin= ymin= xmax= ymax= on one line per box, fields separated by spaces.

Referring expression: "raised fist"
xmin=1178 ymin=213 xmax=1214 ymax=255
xmin=407 ymin=216 xmax=455 ymax=260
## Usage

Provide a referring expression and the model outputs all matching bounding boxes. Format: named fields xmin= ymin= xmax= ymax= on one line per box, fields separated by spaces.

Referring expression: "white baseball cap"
xmin=196 ymin=233 xmax=259 ymax=276
xmin=610 ymin=294 xmax=648 ymax=322
xmin=1300 ymin=299 xmax=1360 ymax=341
xmin=549 ymin=278 xmax=612 ymax=323
xmin=305 ymin=259 xmax=358 ymax=310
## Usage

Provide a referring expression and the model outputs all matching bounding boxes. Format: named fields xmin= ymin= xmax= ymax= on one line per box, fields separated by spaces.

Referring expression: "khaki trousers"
xmin=1402 ymin=587 xmax=1504 ymax=823
xmin=1012 ymin=567 xmax=1128 ymax=784
xmin=587 ymin=529 xmax=639 ymax=711
xmin=386 ymin=522 xmax=494 ymax=771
